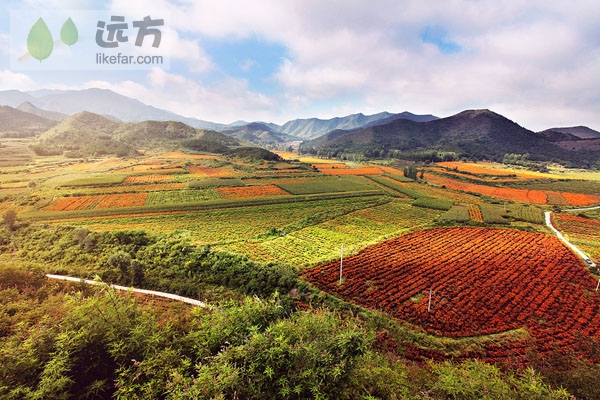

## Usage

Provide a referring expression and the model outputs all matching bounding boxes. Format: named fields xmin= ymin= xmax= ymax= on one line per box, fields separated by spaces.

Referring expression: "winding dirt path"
xmin=45 ymin=274 xmax=211 ymax=308
xmin=544 ymin=211 xmax=596 ymax=267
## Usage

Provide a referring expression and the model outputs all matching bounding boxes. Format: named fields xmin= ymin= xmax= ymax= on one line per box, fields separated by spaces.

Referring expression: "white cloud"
xmin=0 ymin=69 xmax=36 ymax=90
xmin=6 ymin=0 xmax=599 ymax=129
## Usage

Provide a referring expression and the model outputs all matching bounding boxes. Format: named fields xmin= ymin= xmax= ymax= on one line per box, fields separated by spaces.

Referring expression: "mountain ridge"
xmin=301 ymin=109 xmax=600 ymax=168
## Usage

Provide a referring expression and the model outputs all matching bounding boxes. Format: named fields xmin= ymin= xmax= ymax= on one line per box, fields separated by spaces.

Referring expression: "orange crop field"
xmin=319 ymin=166 xmax=384 ymax=175
xmin=44 ymin=193 xmax=148 ymax=211
xmin=303 ymin=227 xmax=600 ymax=363
xmin=378 ymin=166 xmax=405 ymax=174
xmin=99 ymin=183 xmax=186 ymax=193
xmin=311 ymin=163 xmax=348 ymax=170
xmin=123 ymin=175 xmax=175 ymax=184
xmin=468 ymin=204 xmax=483 ymax=222
xmin=216 ymin=185 xmax=290 ymax=199
xmin=437 ymin=162 xmax=519 ymax=176
xmin=186 ymin=166 xmax=236 ymax=177
xmin=425 ymin=173 xmax=600 ymax=206
xmin=559 ymin=192 xmax=600 ymax=206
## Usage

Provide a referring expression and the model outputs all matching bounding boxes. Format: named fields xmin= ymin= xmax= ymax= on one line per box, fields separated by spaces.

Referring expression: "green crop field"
xmin=146 ymin=189 xmax=222 ymax=205
xmin=275 ymin=175 xmax=378 ymax=195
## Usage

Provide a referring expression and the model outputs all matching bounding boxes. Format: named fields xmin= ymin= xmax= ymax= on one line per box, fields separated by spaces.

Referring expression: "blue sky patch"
xmin=202 ymin=36 xmax=287 ymax=93
xmin=421 ymin=26 xmax=461 ymax=54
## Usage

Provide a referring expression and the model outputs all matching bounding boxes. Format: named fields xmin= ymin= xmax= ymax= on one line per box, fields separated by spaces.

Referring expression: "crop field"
xmin=186 ymin=165 xmax=239 ymax=177
xmin=467 ymin=204 xmax=483 ymax=222
xmin=216 ymin=185 xmax=290 ymax=199
xmin=318 ymin=166 xmax=384 ymax=175
xmin=424 ymin=173 xmax=600 ymax=206
xmin=552 ymin=213 xmax=600 ymax=261
xmin=302 ymin=227 xmax=600 ymax=362
xmin=276 ymin=176 xmax=377 ymax=195
xmin=60 ymin=175 xmax=127 ymax=187
xmin=44 ymin=193 xmax=149 ymax=211
xmin=146 ymin=189 xmax=221 ymax=205
xmin=219 ymin=199 xmax=440 ymax=266
xmin=123 ymin=174 xmax=176 ymax=184
xmin=47 ymin=196 xmax=385 ymax=245
xmin=365 ymin=175 xmax=426 ymax=198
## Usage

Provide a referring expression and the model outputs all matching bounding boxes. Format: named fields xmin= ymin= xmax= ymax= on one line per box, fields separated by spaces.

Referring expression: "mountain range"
xmin=0 ymin=89 xmax=434 ymax=141
xmin=31 ymin=111 xmax=239 ymax=157
xmin=301 ymin=109 xmax=600 ymax=168
xmin=1 ymin=88 xmax=599 ymax=167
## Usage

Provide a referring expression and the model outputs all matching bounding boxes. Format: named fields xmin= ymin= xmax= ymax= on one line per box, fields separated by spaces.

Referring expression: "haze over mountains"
xmin=1 ymin=88 xmax=599 ymax=168
xmin=0 ymin=89 xmax=435 ymax=141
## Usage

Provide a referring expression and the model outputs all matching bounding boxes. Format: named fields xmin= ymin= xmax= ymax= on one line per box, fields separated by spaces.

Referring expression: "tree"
xmin=108 ymin=251 xmax=132 ymax=285
xmin=3 ymin=210 xmax=17 ymax=231
xmin=403 ymin=166 xmax=418 ymax=180
xmin=131 ymin=260 xmax=145 ymax=286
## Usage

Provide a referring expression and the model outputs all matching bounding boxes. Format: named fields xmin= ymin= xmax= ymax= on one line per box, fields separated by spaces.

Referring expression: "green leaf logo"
xmin=60 ymin=17 xmax=78 ymax=46
xmin=27 ymin=18 xmax=53 ymax=62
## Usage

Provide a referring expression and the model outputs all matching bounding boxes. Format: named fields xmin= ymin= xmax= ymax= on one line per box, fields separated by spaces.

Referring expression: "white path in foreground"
xmin=45 ymin=274 xmax=211 ymax=308
xmin=544 ymin=211 xmax=596 ymax=267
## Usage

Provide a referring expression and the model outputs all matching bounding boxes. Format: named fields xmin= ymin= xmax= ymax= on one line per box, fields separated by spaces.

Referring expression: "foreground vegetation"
xmin=2 ymin=144 xmax=600 ymax=398
xmin=0 ymin=256 xmax=575 ymax=399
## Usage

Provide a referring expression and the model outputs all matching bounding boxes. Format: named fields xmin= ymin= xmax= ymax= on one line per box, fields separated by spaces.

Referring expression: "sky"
xmin=1 ymin=0 xmax=599 ymax=131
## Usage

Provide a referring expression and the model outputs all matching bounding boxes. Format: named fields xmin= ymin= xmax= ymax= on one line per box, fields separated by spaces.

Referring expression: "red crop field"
xmin=216 ymin=185 xmax=290 ymax=199
xmin=302 ymin=227 xmax=600 ymax=362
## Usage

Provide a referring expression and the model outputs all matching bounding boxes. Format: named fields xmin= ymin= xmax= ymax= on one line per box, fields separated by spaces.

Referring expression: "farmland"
xmin=2 ymin=144 xmax=600 ymax=389
xmin=302 ymin=227 xmax=600 ymax=363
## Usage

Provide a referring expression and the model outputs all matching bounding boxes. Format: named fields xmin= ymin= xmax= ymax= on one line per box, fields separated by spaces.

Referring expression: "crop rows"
xmin=425 ymin=173 xmax=600 ymax=206
xmin=552 ymin=214 xmax=600 ymax=261
xmin=123 ymin=175 xmax=175 ymax=184
xmin=216 ymin=185 xmax=290 ymax=199
xmin=186 ymin=165 xmax=237 ymax=177
xmin=302 ymin=227 xmax=600 ymax=362
xmin=468 ymin=204 xmax=483 ymax=222
xmin=223 ymin=199 xmax=439 ymax=266
xmin=318 ymin=166 xmax=384 ymax=175
xmin=146 ymin=189 xmax=221 ymax=205
xmin=44 ymin=193 xmax=149 ymax=211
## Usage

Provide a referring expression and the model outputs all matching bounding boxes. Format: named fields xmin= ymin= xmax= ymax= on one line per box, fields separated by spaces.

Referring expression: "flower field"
xmin=216 ymin=185 xmax=290 ymax=199
xmin=302 ymin=227 xmax=600 ymax=362
xmin=44 ymin=193 xmax=149 ymax=211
